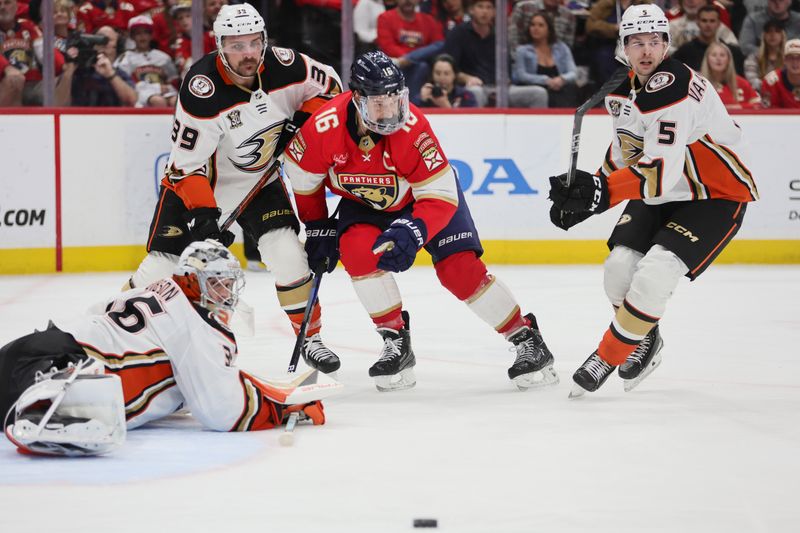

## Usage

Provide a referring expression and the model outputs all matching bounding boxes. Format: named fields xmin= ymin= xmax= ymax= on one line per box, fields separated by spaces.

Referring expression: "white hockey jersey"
xmin=164 ymin=47 xmax=342 ymax=216
xmin=115 ymin=48 xmax=178 ymax=85
xmin=57 ymin=279 xmax=281 ymax=432
xmin=600 ymin=59 xmax=758 ymax=206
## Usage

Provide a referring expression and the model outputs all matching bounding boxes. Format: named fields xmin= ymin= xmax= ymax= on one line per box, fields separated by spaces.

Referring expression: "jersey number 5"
xmin=657 ymin=121 xmax=677 ymax=145
xmin=172 ymin=119 xmax=199 ymax=150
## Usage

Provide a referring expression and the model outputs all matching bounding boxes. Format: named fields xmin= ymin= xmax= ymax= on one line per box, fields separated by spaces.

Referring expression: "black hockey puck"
xmin=413 ymin=518 xmax=438 ymax=528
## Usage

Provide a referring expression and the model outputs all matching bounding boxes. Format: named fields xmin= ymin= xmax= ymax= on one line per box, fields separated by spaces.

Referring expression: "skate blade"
xmin=568 ymin=383 xmax=588 ymax=399
xmin=513 ymin=365 xmax=560 ymax=391
xmin=623 ymin=353 xmax=662 ymax=392
xmin=374 ymin=367 xmax=416 ymax=392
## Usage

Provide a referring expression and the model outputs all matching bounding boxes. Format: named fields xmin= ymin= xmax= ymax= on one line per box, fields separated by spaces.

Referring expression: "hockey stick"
xmin=287 ymin=261 xmax=328 ymax=373
xmin=566 ymin=66 xmax=630 ymax=186
xmin=220 ymin=157 xmax=283 ymax=232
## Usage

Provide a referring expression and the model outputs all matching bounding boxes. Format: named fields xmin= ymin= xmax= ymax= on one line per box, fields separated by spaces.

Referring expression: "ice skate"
xmin=569 ymin=351 xmax=616 ymax=398
xmin=369 ymin=311 xmax=416 ymax=392
xmin=619 ymin=326 xmax=664 ymax=392
xmin=507 ymin=313 xmax=559 ymax=390
xmin=302 ymin=333 xmax=341 ymax=376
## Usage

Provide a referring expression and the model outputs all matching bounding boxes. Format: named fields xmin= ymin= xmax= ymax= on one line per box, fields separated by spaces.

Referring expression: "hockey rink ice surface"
xmin=0 ymin=265 xmax=798 ymax=532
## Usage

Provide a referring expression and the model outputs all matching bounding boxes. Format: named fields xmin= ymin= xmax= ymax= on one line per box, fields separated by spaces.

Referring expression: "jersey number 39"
xmin=172 ymin=119 xmax=199 ymax=151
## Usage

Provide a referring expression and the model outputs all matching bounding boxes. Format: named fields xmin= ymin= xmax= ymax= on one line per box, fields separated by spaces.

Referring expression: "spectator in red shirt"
xmin=0 ymin=50 xmax=24 ymax=105
xmin=151 ymin=0 xmax=179 ymax=54
xmin=377 ymin=0 xmax=445 ymax=104
xmin=76 ymin=1 xmax=135 ymax=33
xmin=1 ymin=0 xmax=65 ymax=105
xmin=702 ymin=41 xmax=761 ymax=109
xmin=761 ymin=38 xmax=800 ymax=108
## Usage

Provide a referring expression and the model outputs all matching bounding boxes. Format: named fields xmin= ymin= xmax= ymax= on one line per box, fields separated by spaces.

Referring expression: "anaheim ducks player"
xmin=283 ymin=51 xmax=558 ymax=392
xmin=127 ymin=3 xmax=343 ymax=372
xmin=2 ymin=240 xmax=341 ymax=457
xmin=548 ymin=4 xmax=759 ymax=397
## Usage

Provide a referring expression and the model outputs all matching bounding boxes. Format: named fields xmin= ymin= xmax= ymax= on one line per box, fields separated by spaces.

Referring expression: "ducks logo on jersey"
xmin=230 ymin=122 xmax=283 ymax=172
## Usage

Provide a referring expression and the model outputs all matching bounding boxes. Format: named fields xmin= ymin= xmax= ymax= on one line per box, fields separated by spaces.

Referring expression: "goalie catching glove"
xmin=373 ymin=217 xmax=427 ymax=273
xmin=183 ymin=207 xmax=235 ymax=247
xmin=548 ymin=170 xmax=610 ymax=214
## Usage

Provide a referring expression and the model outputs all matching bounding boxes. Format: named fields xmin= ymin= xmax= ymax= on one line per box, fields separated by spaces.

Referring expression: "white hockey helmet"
xmin=4 ymin=359 xmax=127 ymax=457
xmin=213 ymin=2 xmax=267 ymax=74
xmin=618 ymin=4 xmax=671 ymax=65
xmin=173 ymin=239 xmax=245 ymax=313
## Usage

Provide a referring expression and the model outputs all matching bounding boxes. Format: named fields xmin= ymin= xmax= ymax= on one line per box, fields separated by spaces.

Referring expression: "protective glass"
xmin=356 ymin=87 xmax=410 ymax=135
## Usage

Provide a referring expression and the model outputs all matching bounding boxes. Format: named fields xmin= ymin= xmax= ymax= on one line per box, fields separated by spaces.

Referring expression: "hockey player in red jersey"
xmin=283 ymin=51 xmax=558 ymax=392
xmin=2 ymin=240 xmax=339 ymax=457
xmin=127 ymin=3 xmax=343 ymax=371
xmin=548 ymin=5 xmax=759 ymax=397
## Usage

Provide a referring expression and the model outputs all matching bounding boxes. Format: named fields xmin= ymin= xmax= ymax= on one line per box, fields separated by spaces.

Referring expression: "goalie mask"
xmin=4 ymin=359 xmax=126 ymax=457
xmin=173 ymin=239 xmax=245 ymax=314
xmin=618 ymin=4 xmax=671 ymax=67
xmin=213 ymin=2 xmax=267 ymax=76
xmin=349 ymin=51 xmax=409 ymax=136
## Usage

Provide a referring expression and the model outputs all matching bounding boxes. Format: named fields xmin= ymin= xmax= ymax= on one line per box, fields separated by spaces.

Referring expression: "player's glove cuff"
xmin=304 ymin=218 xmax=339 ymax=274
xmin=548 ymin=170 xmax=610 ymax=214
xmin=183 ymin=207 xmax=235 ymax=247
xmin=373 ymin=217 xmax=428 ymax=273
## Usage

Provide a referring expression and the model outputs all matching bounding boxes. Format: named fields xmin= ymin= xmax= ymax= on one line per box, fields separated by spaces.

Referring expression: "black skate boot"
xmin=368 ymin=311 xmax=416 ymax=392
xmin=569 ymin=351 xmax=616 ymax=398
xmin=507 ymin=313 xmax=559 ymax=390
xmin=618 ymin=325 xmax=664 ymax=392
xmin=302 ymin=333 xmax=341 ymax=375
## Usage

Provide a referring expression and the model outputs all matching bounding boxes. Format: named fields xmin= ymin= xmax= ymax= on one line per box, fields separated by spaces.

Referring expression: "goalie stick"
xmin=565 ymin=66 xmax=630 ymax=186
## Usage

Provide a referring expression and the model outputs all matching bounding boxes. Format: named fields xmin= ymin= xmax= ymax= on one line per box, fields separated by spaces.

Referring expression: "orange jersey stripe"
xmin=686 ymin=140 xmax=756 ymax=202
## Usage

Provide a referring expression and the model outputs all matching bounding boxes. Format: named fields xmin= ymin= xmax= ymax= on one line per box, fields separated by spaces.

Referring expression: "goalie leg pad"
xmin=130 ymin=251 xmax=179 ymax=289
xmin=6 ymin=360 xmax=126 ymax=457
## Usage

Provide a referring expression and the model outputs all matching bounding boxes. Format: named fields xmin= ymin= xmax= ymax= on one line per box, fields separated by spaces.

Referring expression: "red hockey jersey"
xmin=283 ymin=91 xmax=459 ymax=241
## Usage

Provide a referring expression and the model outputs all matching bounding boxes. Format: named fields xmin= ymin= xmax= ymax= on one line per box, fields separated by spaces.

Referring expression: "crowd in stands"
xmin=1 ymin=0 xmax=799 ymax=109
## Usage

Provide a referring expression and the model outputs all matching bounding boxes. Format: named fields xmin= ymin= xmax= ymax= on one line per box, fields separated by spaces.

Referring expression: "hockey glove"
xmin=304 ymin=218 xmax=339 ymax=274
xmin=548 ymin=170 xmax=610 ymax=214
xmin=373 ymin=217 xmax=428 ymax=273
xmin=183 ymin=207 xmax=235 ymax=247
xmin=274 ymin=111 xmax=311 ymax=158
xmin=549 ymin=204 xmax=593 ymax=231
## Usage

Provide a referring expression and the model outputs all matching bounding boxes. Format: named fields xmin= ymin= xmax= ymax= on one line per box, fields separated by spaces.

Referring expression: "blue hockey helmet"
xmin=349 ymin=51 xmax=409 ymax=135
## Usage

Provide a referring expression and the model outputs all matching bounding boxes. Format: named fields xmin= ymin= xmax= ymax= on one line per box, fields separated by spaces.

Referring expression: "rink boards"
xmin=1 ymin=109 xmax=798 ymax=273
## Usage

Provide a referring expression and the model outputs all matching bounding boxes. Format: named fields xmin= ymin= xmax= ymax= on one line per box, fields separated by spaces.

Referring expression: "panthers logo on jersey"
xmin=339 ymin=174 xmax=398 ymax=210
